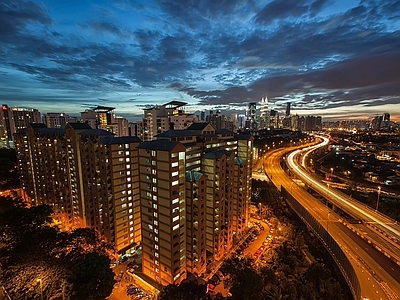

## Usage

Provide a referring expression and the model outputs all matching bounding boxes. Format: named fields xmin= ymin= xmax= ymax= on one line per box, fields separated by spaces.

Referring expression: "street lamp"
xmin=375 ymin=186 xmax=381 ymax=211
xmin=37 ymin=278 xmax=43 ymax=300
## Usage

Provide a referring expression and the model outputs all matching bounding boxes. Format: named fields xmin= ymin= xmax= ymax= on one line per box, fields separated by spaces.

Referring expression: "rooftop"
xmin=137 ymin=140 xmax=184 ymax=151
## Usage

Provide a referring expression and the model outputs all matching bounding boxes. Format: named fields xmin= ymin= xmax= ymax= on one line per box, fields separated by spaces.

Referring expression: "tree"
xmin=221 ymin=257 xmax=264 ymax=300
xmin=0 ymin=196 xmax=115 ymax=300
xmin=158 ymin=281 xmax=211 ymax=300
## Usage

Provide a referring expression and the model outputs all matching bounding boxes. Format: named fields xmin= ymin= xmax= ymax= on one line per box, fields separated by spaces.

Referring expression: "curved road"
xmin=261 ymin=148 xmax=400 ymax=300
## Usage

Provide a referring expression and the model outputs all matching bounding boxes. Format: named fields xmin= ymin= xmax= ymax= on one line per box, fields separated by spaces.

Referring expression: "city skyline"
xmin=1 ymin=0 xmax=399 ymax=122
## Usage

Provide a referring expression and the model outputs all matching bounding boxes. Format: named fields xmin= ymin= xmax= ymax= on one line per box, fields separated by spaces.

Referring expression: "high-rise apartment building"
xmin=140 ymin=122 xmax=253 ymax=285
xmin=0 ymin=104 xmax=41 ymax=145
xmin=15 ymin=121 xmax=253 ymax=288
xmin=42 ymin=113 xmax=74 ymax=128
xmin=14 ymin=123 xmax=142 ymax=253
xmin=141 ymin=101 xmax=196 ymax=141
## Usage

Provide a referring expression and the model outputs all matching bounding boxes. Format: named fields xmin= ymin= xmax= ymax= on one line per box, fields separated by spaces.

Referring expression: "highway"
xmin=261 ymin=146 xmax=400 ymax=300
xmin=288 ymin=138 xmax=400 ymax=261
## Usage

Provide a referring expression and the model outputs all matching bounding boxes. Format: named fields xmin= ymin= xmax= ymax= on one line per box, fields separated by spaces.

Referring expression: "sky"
xmin=1 ymin=0 xmax=400 ymax=122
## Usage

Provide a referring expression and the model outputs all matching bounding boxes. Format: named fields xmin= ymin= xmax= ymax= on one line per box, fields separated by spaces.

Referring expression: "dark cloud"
xmin=255 ymin=0 xmax=331 ymax=24
xmin=0 ymin=0 xmax=399 ymax=120
xmin=0 ymin=0 xmax=51 ymax=37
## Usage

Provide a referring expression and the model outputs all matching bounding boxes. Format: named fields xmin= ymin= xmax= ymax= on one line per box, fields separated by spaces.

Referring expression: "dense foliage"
xmin=249 ymin=180 xmax=352 ymax=300
xmin=0 ymin=196 xmax=115 ymax=300
xmin=0 ymin=148 xmax=20 ymax=190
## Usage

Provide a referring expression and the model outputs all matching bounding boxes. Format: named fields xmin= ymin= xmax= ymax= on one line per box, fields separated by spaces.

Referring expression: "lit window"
xmin=173 ymin=216 xmax=179 ymax=222
xmin=173 ymin=224 xmax=179 ymax=231
xmin=172 ymin=180 xmax=178 ymax=186
xmin=152 ymin=178 xmax=157 ymax=183
xmin=171 ymin=171 xmax=178 ymax=177
xmin=126 ymin=158 xmax=130 ymax=162
xmin=172 ymin=198 xmax=179 ymax=204
xmin=155 ymin=253 xmax=159 ymax=258
xmin=126 ymin=164 xmax=130 ymax=169
xmin=153 ymin=204 xmax=157 ymax=209
xmin=154 ymin=212 xmax=158 ymax=217
xmin=153 ymin=187 xmax=157 ymax=192
xmin=148 ymin=224 xmax=153 ymax=230
xmin=155 ymin=244 xmax=159 ymax=250
xmin=154 ymin=220 xmax=158 ymax=226
xmin=171 ymin=162 xmax=178 ymax=167
xmin=125 ymin=151 xmax=129 ymax=155
xmin=122 ymin=204 xmax=127 ymax=209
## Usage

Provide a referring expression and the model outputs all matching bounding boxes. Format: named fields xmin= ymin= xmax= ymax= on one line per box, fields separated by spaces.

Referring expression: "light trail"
xmin=286 ymin=137 xmax=400 ymax=241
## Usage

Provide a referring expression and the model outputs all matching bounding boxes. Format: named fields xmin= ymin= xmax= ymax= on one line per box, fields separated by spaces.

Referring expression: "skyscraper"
xmin=285 ymin=102 xmax=291 ymax=116
xmin=260 ymin=95 xmax=269 ymax=129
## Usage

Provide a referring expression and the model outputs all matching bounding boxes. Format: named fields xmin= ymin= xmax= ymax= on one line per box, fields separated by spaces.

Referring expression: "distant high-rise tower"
xmin=260 ymin=95 xmax=269 ymax=129
xmin=245 ymin=102 xmax=257 ymax=130
xmin=285 ymin=102 xmax=291 ymax=116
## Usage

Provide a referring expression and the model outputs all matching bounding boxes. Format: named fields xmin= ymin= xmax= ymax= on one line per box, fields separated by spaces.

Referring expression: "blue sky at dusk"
xmin=1 ymin=0 xmax=399 ymax=121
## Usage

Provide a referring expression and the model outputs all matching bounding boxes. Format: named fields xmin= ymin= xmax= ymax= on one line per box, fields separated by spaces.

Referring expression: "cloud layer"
xmin=0 ymin=0 xmax=399 ymax=120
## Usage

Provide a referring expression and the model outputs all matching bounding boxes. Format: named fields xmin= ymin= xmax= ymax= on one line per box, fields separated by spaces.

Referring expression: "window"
xmin=126 ymin=158 xmax=130 ymax=162
xmin=152 ymin=178 xmax=157 ymax=183
xmin=173 ymin=216 xmax=179 ymax=222
xmin=153 ymin=187 xmax=157 ymax=192
xmin=172 ymin=162 xmax=178 ymax=167
xmin=155 ymin=244 xmax=159 ymax=250
xmin=172 ymin=198 xmax=179 ymax=204
xmin=154 ymin=220 xmax=158 ymax=226
xmin=171 ymin=171 xmax=179 ymax=177
xmin=153 ymin=204 xmax=158 ymax=209
xmin=153 ymin=195 xmax=157 ymax=201
xmin=125 ymin=151 xmax=129 ymax=155
xmin=153 ymin=212 xmax=158 ymax=217
xmin=151 ymin=150 xmax=156 ymax=156
xmin=172 ymin=180 xmax=179 ymax=186
xmin=152 ymin=161 xmax=156 ymax=166
xmin=173 ymin=224 xmax=179 ymax=231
